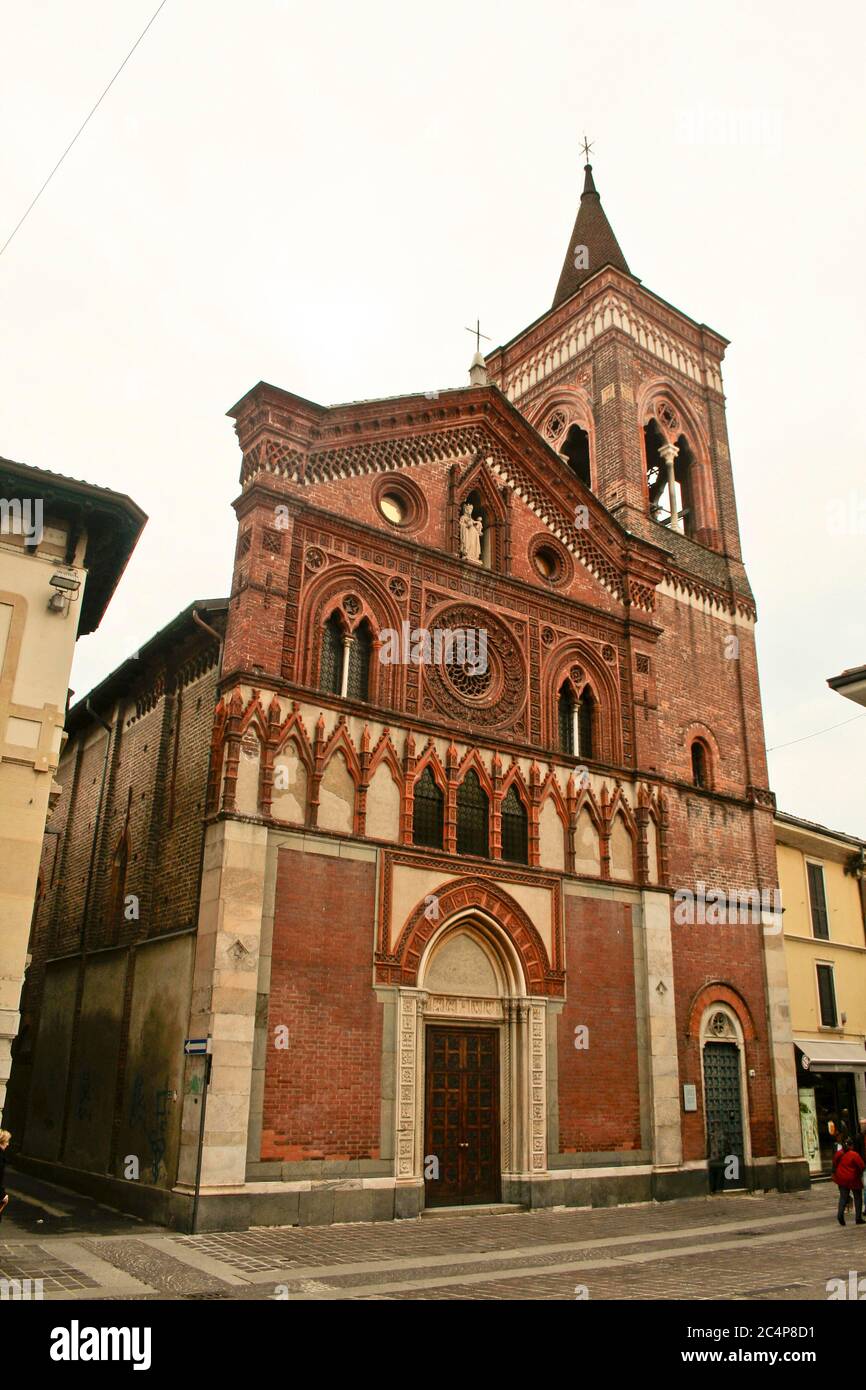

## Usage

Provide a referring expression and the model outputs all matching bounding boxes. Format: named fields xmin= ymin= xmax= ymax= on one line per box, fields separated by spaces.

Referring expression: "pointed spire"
xmin=552 ymin=159 xmax=631 ymax=309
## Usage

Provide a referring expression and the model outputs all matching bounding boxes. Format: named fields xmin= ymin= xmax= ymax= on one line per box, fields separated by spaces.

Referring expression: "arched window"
xmin=412 ymin=766 xmax=444 ymax=849
xmin=644 ymin=418 xmax=669 ymax=523
xmin=673 ymin=434 xmax=695 ymax=537
xmin=560 ymin=423 xmax=591 ymax=489
xmin=577 ymin=688 xmax=595 ymax=759
xmin=500 ymin=785 xmax=528 ymax=864
xmin=558 ymin=682 xmax=575 ymax=754
xmin=691 ymin=739 xmax=709 ymax=789
xmin=558 ymin=681 xmax=596 ymax=759
xmin=644 ymin=417 xmax=697 ymax=539
xmin=320 ymin=615 xmax=373 ymax=701
xmin=320 ymin=614 xmax=344 ymax=695
xmin=456 ymin=769 xmax=489 ymax=858
xmin=346 ymin=620 xmax=372 ymax=702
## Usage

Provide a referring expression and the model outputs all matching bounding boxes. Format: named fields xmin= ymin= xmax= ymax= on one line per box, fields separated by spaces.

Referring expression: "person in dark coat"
xmin=854 ymin=1119 xmax=866 ymax=1165
xmin=0 ymin=1129 xmax=9 ymax=1221
xmin=832 ymin=1139 xmax=865 ymax=1226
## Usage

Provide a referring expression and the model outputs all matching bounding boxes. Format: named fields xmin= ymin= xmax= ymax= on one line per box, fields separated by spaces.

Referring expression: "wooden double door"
xmin=424 ymin=1026 xmax=501 ymax=1207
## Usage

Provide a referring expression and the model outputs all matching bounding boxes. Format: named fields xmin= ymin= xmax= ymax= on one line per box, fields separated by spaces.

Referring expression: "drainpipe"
xmin=192 ymin=607 xmax=223 ymax=656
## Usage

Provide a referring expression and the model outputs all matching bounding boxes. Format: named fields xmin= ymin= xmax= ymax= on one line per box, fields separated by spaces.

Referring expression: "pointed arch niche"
xmin=449 ymin=457 xmax=509 ymax=573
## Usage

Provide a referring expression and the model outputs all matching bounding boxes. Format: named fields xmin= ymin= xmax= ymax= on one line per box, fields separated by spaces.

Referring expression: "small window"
xmin=320 ymin=615 xmax=344 ymax=695
xmin=560 ymin=424 xmax=591 ymax=489
xmin=558 ymin=682 xmax=595 ymax=759
xmin=816 ymin=963 xmax=838 ymax=1028
xmin=558 ymin=682 xmax=574 ymax=755
xmin=456 ymin=769 xmax=489 ymax=858
xmin=691 ymin=740 xmax=708 ymax=789
xmin=500 ymin=785 xmax=528 ymax=864
xmin=807 ymin=862 xmax=829 ymax=940
xmin=577 ymin=688 xmax=594 ymax=759
xmin=412 ymin=767 xmax=444 ymax=849
xmin=346 ymin=621 xmax=372 ymax=702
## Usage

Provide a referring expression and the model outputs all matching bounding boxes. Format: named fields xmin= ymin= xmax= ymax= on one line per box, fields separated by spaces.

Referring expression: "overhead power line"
xmin=0 ymin=0 xmax=170 ymax=260
xmin=766 ymin=711 xmax=866 ymax=753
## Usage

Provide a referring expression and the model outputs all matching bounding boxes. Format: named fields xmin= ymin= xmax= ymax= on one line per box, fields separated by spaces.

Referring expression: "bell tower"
xmin=486 ymin=156 xmax=746 ymax=577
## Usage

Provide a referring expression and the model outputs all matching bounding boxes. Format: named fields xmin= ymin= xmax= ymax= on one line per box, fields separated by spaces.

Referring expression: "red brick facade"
xmin=199 ymin=164 xmax=802 ymax=1216
xmin=8 ymin=165 xmax=806 ymax=1228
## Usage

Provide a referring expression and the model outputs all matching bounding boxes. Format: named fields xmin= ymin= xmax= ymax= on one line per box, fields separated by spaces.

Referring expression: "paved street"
xmin=0 ymin=1172 xmax=862 ymax=1301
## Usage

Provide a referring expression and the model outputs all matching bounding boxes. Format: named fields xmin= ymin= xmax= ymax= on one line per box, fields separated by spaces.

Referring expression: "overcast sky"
xmin=2 ymin=0 xmax=864 ymax=835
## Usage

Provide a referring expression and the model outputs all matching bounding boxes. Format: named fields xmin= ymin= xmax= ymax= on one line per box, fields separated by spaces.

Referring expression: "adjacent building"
xmin=827 ymin=665 xmax=866 ymax=710
xmin=0 ymin=457 xmax=144 ymax=1115
xmin=2 ymin=599 xmax=226 ymax=1211
xmin=775 ymin=811 xmax=866 ymax=1174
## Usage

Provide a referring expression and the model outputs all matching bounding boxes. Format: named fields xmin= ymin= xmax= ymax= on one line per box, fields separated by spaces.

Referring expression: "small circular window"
xmin=534 ymin=546 xmax=559 ymax=580
xmin=528 ymin=535 xmax=574 ymax=588
xmin=372 ymin=476 xmax=427 ymax=532
xmin=379 ymin=492 xmax=407 ymax=525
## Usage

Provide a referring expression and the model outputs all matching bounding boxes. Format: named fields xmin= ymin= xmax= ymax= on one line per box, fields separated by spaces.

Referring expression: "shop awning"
xmin=794 ymin=1039 xmax=866 ymax=1072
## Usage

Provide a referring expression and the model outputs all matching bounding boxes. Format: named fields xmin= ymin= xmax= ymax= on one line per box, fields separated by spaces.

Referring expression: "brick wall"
xmin=557 ymin=895 xmax=642 ymax=1153
xmin=261 ymin=846 xmax=382 ymax=1161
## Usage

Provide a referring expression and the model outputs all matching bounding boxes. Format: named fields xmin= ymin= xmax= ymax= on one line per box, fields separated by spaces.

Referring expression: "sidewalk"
xmin=0 ymin=1172 xmax=857 ymax=1301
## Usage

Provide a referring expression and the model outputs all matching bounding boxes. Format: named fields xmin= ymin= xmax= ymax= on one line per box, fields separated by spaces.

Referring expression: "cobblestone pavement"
xmin=0 ymin=1175 xmax=862 ymax=1302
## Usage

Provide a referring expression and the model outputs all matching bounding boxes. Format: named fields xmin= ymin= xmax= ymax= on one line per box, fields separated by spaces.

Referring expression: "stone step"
xmin=421 ymin=1202 xmax=525 ymax=1219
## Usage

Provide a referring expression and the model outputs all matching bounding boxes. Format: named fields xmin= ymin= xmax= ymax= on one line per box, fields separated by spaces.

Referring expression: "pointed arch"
xmin=635 ymin=378 xmax=720 ymax=548
xmin=455 ymin=746 xmax=495 ymax=797
xmin=451 ymin=456 xmax=510 ymax=572
xmin=605 ymin=785 xmax=638 ymax=883
xmin=386 ymin=877 xmax=560 ymax=995
xmin=412 ymin=764 xmax=445 ymax=849
xmin=296 ymin=563 xmax=405 ymax=706
xmin=321 ymin=719 xmax=362 ymax=784
xmin=500 ymin=781 xmax=529 ymax=865
xmin=456 ymin=766 xmax=490 ymax=858
xmin=412 ymin=742 xmax=448 ymax=794
xmin=545 ymin=640 xmax=622 ymax=763
xmin=367 ymin=728 xmax=402 ymax=784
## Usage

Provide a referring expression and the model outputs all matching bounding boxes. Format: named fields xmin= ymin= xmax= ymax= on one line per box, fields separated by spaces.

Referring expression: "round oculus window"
xmin=379 ymin=491 xmax=408 ymax=525
xmin=533 ymin=546 xmax=559 ymax=580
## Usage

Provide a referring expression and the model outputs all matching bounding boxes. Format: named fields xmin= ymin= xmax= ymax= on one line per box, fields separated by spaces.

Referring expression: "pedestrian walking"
xmin=854 ymin=1119 xmax=866 ymax=1165
xmin=0 ymin=1129 xmax=10 ymax=1222
xmin=832 ymin=1138 xmax=865 ymax=1227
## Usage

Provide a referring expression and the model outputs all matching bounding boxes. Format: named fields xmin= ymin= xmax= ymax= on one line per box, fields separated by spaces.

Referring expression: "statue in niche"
xmin=459 ymin=501 xmax=484 ymax=565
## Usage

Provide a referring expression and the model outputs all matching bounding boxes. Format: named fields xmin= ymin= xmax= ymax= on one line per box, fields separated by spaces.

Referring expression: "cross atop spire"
xmin=465 ymin=318 xmax=491 ymax=353
xmin=551 ymin=146 xmax=631 ymax=309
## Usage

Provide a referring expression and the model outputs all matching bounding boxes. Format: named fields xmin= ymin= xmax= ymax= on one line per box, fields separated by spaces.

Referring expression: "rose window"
xmin=443 ymin=659 xmax=492 ymax=701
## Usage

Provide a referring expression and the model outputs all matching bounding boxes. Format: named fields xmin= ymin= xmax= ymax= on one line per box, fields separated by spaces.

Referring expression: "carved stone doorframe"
xmin=394 ymin=987 xmax=548 ymax=1197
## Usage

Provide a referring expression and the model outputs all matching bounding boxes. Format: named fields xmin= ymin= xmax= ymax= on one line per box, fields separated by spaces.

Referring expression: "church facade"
xmin=12 ymin=162 xmax=807 ymax=1228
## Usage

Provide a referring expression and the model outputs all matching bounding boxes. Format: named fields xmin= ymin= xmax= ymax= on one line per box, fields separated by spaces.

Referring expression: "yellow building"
xmin=0 ymin=456 xmax=144 ymax=1115
xmin=776 ymin=810 xmax=866 ymax=1174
